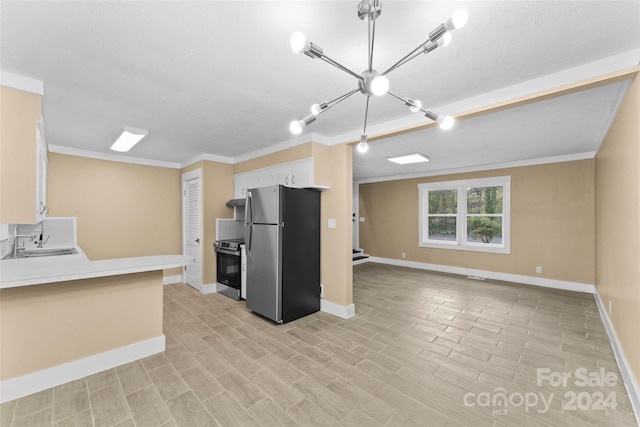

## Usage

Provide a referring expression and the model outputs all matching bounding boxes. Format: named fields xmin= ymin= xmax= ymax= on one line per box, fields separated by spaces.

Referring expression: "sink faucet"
xmin=11 ymin=224 xmax=36 ymax=258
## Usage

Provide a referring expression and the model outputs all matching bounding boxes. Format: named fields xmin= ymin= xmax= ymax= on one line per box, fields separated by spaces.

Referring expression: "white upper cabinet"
xmin=234 ymin=158 xmax=315 ymax=197
xmin=272 ymin=158 xmax=313 ymax=188
xmin=289 ymin=159 xmax=312 ymax=188
xmin=0 ymin=85 xmax=47 ymax=224
xmin=233 ymin=175 xmax=246 ymax=199
xmin=35 ymin=120 xmax=48 ymax=222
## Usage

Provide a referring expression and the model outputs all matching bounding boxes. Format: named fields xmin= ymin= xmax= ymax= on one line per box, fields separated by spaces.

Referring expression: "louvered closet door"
xmin=184 ymin=174 xmax=202 ymax=287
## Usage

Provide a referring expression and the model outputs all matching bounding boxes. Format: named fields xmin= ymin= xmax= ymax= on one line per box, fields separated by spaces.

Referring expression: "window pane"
xmin=467 ymin=186 xmax=503 ymax=214
xmin=428 ymin=189 xmax=457 ymax=214
xmin=467 ymin=216 xmax=502 ymax=244
xmin=428 ymin=217 xmax=457 ymax=241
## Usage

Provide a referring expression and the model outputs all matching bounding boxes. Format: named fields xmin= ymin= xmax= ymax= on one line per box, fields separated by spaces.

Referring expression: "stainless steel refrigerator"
xmin=245 ymin=185 xmax=320 ymax=323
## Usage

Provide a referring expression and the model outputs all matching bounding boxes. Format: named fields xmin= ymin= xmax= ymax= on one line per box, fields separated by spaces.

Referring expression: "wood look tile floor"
xmin=2 ymin=263 xmax=638 ymax=426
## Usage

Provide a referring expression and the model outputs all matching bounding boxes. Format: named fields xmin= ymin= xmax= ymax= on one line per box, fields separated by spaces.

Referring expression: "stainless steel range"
xmin=214 ymin=238 xmax=246 ymax=300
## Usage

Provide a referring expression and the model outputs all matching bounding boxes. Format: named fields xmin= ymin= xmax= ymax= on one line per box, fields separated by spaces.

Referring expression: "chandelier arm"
xmin=362 ymin=96 xmax=371 ymax=135
xmin=327 ymin=88 xmax=360 ymax=107
xmin=315 ymin=88 xmax=360 ymax=118
xmin=381 ymin=41 xmax=431 ymax=76
xmin=368 ymin=4 xmax=377 ymax=72
xmin=383 ymin=50 xmax=427 ymax=75
xmin=387 ymin=90 xmax=428 ymax=114
xmin=319 ymin=55 xmax=363 ymax=80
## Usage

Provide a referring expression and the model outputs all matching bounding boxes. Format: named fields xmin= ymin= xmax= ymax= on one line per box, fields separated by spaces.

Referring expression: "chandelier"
xmin=288 ymin=0 xmax=468 ymax=153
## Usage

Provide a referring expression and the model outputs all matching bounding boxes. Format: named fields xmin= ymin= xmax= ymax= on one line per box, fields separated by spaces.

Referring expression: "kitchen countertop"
xmin=0 ymin=244 xmax=193 ymax=289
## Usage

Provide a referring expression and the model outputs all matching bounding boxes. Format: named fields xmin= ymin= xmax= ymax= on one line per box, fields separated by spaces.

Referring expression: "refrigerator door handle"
xmin=245 ymin=190 xmax=253 ymax=226
xmin=247 ymin=224 xmax=253 ymax=253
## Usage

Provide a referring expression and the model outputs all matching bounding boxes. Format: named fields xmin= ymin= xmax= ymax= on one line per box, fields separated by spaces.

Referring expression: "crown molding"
xmin=49 ymin=145 xmax=181 ymax=169
xmin=232 ymin=133 xmax=330 ymax=164
xmin=180 ymin=153 xmax=235 ymax=169
xmin=0 ymin=71 xmax=44 ymax=95
xmin=355 ymin=151 xmax=596 ymax=184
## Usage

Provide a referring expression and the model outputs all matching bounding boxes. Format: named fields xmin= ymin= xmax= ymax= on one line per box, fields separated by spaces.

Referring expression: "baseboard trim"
xmin=368 ymin=257 xmax=595 ymax=294
xmin=321 ymin=299 xmax=355 ymax=319
xmin=186 ymin=282 xmax=217 ymax=295
xmin=163 ymin=274 xmax=183 ymax=285
xmin=0 ymin=335 xmax=165 ymax=404
xmin=594 ymin=291 xmax=640 ymax=425
xmin=352 ymin=257 xmax=371 ymax=265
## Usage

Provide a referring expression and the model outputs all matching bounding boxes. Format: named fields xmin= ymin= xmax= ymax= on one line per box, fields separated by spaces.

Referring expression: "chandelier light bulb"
xmin=370 ymin=75 xmax=389 ymax=96
xmin=445 ymin=9 xmax=469 ymax=31
xmin=437 ymin=115 xmax=455 ymax=130
xmin=290 ymin=32 xmax=307 ymax=53
xmin=441 ymin=32 xmax=452 ymax=47
xmin=409 ymin=99 xmax=422 ymax=113
xmin=311 ymin=104 xmax=322 ymax=115
xmin=289 ymin=120 xmax=303 ymax=134
xmin=357 ymin=135 xmax=369 ymax=153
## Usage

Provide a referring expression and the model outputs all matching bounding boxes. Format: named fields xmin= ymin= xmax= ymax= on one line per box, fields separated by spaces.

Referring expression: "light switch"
xmin=328 ymin=219 xmax=337 ymax=229
xmin=359 ymin=217 xmax=365 ymax=222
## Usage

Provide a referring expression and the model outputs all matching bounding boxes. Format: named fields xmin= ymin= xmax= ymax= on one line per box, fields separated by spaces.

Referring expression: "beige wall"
xmin=234 ymin=142 xmax=354 ymax=307
xmin=0 ymin=86 xmax=42 ymax=224
xmin=0 ymin=271 xmax=163 ymax=380
xmin=359 ymin=160 xmax=596 ymax=284
xmin=595 ymin=76 xmax=640 ymax=386
xmin=181 ymin=160 xmax=235 ymax=285
xmin=48 ymin=153 xmax=182 ymax=276
xmin=314 ymin=144 xmax=354 ymax=306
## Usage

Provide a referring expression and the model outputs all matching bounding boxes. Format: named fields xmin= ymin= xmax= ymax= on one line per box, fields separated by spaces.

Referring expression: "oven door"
xmin=216 ymin=249 xmax=241 ymax=300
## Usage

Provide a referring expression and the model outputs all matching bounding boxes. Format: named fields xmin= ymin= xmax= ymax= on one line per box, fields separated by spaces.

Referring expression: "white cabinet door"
xmin=290 ymin=158 xmax=312 ymax=187
xmin=234 ymin=175 xmax=245 ymax=198
xmin=273 ymin=166 xmax=290 ymax=186
xmin=255 ymin=169 xmax=274 ymax=188
xmin=245 ymin=173 xmax=260 ymax=192
xmin=35 ymin=120 xmax=48 ymax=222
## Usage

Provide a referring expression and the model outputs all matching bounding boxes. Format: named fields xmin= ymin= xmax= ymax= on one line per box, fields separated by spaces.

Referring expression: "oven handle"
xmin=215 ymin=248 xmax=241 ymax=256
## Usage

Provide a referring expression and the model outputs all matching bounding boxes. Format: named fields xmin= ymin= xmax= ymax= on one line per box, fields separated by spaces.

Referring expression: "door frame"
xmin=181 ymin=168 xmax=203 ymax=290
xmin=353 ymin=182 xmax=360 ymax=251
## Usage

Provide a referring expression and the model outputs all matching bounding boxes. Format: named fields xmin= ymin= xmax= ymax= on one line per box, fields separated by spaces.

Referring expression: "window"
xmin=419 ymin=176 xmax=510 ymax=253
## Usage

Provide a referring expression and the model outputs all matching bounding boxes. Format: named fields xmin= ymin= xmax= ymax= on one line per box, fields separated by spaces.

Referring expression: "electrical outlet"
xmin=536 ymin=266 xmax=542 ymax=274
xmin=320 ymin=283 xmax=324 ymax=298
xmin=608 ymin=300 xmax=612 ymax=315
xmin=401 ymin=252 xmax=406 ymax=258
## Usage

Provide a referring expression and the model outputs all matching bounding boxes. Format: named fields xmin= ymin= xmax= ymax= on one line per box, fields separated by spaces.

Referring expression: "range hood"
xmin=226 ymin=198 xmax=246 ymax=207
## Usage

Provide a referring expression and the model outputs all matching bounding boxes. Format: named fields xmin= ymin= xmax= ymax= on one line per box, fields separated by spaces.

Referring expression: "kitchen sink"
xmin=2 ymin=248 xmax=78 ymax=260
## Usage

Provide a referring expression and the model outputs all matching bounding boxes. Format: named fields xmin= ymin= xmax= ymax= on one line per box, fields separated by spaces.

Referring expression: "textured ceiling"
xmin=1 ymin=1 xmax=639 ymax=181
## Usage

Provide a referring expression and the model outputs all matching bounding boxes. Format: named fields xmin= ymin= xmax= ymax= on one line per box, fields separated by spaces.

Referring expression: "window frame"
xmin=418 ymin=176 xmax=511 ymax=254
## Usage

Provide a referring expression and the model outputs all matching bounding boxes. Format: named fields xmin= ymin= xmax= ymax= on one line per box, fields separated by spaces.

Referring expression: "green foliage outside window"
xmin=428 ymin=189 xmax=457 ymax=238
xmin=466 ymin=186 xmax=503 ymax=244
xmin=467 ymin=217 xmax=502 ymax=243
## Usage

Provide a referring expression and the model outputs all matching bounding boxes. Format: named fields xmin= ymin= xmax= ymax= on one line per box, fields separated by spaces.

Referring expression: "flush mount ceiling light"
xmin=110 ymin=126 xmax=148 ymax=152
xmin=288 ymin=0 xmax=468 ymax=153
xmin=387 ymin=153 xmax=430 ymax=164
